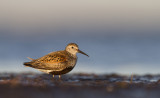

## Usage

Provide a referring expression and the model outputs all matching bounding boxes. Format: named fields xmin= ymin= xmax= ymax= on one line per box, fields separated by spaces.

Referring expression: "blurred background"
xmin=0 ymin=0 xmax=160 ymax=75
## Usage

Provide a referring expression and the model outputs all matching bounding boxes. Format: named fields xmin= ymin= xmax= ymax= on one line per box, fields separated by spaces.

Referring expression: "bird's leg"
xmin=53 ymin=75 xmax=55 ymax=78
xmin=130 ymin=74 xmax=134 ymax=83
xmin=51 ymin=75 xmax=55 ymax=82
xmin=59 ymin=75 xmax=61 ymax=79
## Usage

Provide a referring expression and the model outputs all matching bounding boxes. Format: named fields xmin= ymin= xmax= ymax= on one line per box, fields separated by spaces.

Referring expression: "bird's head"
xmin=65 ymin=43 xmax=89 ymax=57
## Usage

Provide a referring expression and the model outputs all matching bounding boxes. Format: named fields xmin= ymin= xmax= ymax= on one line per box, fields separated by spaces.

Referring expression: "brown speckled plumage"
xmin=24 ymin=43 xmax=89 ymax=76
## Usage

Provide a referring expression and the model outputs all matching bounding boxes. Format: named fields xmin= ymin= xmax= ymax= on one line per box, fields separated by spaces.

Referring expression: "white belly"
xmin=37 ymin=69 xmax=52 ymax=74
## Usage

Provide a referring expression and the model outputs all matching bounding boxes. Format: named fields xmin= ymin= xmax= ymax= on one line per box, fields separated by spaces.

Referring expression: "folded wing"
xmin=24 ymin=51 xmax=68 ymax=71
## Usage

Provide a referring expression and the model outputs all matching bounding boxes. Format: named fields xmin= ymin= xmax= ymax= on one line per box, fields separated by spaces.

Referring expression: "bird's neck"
xmin=66 ymin=50 xmax=77 ymax=58
xmin=70 ymin=53 xmax=77 ymax=58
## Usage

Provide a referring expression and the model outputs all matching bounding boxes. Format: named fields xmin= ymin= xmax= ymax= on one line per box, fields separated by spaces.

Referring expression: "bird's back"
xmin=24 ymin=50 xmax=77 ymax=74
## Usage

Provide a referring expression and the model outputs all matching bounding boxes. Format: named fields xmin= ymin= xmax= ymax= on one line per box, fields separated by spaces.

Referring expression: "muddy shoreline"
xmin=0 ymin=73 xmax=160 ymax=98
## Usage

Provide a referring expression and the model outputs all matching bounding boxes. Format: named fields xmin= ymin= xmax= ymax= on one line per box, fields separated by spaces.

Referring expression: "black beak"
xmin=78 ymin=49 xmax=89 ymax=57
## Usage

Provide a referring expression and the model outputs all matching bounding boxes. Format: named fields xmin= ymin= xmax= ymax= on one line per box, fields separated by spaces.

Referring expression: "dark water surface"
xmin=0 ymin=73 xmax=160 ymax=98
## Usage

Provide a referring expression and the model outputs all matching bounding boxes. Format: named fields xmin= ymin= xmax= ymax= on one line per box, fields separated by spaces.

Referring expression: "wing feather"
xmin=28 ymin=51 xmax=69 ymax=71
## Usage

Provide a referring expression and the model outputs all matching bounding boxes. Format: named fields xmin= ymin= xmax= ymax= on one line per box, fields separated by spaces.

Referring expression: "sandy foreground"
xmin=0 ymin=73 xmax=160 ymax=98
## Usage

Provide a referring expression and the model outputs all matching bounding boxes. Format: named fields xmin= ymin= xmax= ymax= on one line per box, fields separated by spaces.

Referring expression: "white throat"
xmin=69 ymin=51 xmax=77 ymax=57
xmin=66 ymin=50 xmax=77 ymax=57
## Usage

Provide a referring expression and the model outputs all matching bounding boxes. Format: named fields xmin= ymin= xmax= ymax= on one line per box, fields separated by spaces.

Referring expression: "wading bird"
xmin=24 ymin=43 xmax=89 ymax=79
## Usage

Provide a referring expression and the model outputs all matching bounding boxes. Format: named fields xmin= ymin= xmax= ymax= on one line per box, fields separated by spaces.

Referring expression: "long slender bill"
xmin=78 ymin=49 xmax=89 ymax=57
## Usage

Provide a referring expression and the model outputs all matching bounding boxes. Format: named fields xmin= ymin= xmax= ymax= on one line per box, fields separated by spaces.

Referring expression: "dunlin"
xmin=24 ymin=43 xmax=89 ymax=78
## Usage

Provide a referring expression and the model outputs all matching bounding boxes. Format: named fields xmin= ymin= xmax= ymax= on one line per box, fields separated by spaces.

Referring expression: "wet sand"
xmin=0 ymin=73 xmax=160 ymax=98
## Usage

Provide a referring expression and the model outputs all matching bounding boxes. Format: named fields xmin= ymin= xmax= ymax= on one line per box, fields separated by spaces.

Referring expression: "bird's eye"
xmin=72 ymin=47 xmax=74 ymax=49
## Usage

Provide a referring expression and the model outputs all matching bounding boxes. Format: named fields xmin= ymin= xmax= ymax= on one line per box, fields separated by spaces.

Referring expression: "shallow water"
xmin=0 ymin=73 xmax=160 ymax=98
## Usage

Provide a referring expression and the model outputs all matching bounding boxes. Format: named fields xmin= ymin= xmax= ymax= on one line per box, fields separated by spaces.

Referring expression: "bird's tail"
xmin=24 ymin=57 xmax=35 ymax=67
xmin=23 ymin=62 xmax=33 ymax=67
